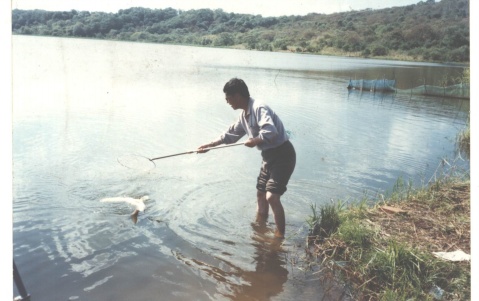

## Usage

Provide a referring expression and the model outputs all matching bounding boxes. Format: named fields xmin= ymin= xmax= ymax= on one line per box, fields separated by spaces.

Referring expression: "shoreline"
xmin=11 ymin=33 xmax=471 ymax=66
xmin=305 ymin=176 xmax=471 ymax=300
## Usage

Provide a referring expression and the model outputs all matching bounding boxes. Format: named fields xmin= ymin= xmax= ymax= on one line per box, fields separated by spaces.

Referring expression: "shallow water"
xmin=12 ymin=36 xmax=469 ymax=300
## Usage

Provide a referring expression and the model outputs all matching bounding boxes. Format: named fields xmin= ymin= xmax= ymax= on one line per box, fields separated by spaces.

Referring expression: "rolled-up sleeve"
xmin=219 ymin=118 xmax=246 ymax=144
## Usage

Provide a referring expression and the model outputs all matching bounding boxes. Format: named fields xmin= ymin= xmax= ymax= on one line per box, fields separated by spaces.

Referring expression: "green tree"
xmin=11 ymin=0 xmax=470 ymax=63
xmin=213 ymin=32 xmax=235 ymax=46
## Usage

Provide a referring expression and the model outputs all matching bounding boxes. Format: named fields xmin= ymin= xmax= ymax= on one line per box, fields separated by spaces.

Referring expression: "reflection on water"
xmin=12 ymin=36 xmax=469 ymax=301
xmin=230 ymin=221 xmax=288 ymax=300
xmin=173 ymin=221 xmax=288 ymax=300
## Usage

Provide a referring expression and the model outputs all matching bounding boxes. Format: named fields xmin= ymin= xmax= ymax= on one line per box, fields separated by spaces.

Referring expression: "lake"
xmin=12 ymin=35 xmax=469 ymax=300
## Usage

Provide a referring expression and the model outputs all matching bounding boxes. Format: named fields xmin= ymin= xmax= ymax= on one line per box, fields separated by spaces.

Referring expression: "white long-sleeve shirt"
xmin=219 ymin=97 xmax=289 ymax=151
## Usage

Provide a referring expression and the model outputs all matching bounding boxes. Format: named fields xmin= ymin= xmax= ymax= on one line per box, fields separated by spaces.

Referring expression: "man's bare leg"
xmin=256 ymin=190 xmax=269 ymax=223
xmin=266 ymin=192 xmax=285 ymax=238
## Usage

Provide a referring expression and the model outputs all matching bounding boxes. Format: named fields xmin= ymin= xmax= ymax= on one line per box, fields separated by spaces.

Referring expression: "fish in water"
xmin=100 ymin=195 xmax=149 ymax=224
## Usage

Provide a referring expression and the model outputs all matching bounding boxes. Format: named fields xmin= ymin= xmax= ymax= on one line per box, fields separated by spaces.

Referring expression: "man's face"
xmin=225 ymin=93 xmax=241 ymax=110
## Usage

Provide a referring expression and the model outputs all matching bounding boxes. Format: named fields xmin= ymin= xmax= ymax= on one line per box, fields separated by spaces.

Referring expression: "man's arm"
xmin=197 ymin=139 xmax=222 ymax=153
xmin=244 ymin=137 xmax=262 ymax=148
xmin=256 ymin=106 xmax=279 ymax=143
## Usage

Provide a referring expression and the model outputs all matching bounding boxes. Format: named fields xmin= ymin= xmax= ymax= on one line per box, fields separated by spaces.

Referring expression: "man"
xmin=198 ymin=78 xmax=296 ymax=238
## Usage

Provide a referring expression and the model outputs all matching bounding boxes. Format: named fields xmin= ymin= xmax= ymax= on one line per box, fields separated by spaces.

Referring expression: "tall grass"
xmin=457 ymin=114 xmax=470 ymax=158
xmin=306 ymin=174 xmax=470 ymax=300
xmin=307 ymin=202 xmax=342 ymax=239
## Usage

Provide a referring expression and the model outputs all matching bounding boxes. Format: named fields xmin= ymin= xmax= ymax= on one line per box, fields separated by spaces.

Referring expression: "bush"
xmin=448 ymin=46 xmax=469 ymax=62
xmin=372 ymin=45 xmax=388 ymax=56
xmin=423 ymin=47 xmax=447 ymax=61
xmin=361 ymin=48 xmax=371 ymax=57
xmin=273 ymin=38 xmax=289 ymax=50
xmin=213 ymin=32 xmax=235 ymax=46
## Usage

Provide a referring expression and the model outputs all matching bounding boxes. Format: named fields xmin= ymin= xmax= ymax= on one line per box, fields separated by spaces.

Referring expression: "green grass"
xmin=457 ymin=119 xmax=470 ymax=158
xmin=307 ymin=202 xmax=342 ymax=238
xmin=306 ymin=176 xmax=470 ymax=301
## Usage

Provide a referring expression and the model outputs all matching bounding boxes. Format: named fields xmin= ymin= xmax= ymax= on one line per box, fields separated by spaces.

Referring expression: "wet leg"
xmin=256 ymin=190 xmax=269 ymax=223
xmin=266 ymin=192 xmax=285 ymax=238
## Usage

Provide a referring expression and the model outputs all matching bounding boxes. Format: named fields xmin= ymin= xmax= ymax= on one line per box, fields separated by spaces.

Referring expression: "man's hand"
xmin=197 ymin=141 xmax=219 ymax=153
xmin=244 ymin=137 xmax=262 ymax=148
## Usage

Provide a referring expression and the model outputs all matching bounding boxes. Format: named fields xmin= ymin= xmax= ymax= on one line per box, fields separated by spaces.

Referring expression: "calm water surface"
xmin=12 ymin=36 xmax=469 ymax=300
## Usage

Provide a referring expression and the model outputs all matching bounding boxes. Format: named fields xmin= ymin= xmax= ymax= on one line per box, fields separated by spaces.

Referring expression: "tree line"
xmin=12 ymin=0 xmax=469 ymax=62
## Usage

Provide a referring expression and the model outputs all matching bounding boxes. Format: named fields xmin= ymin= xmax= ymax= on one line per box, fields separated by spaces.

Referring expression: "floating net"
xmin=347 ymin=79 xmax=469 ymax=99
xmin=397 ymin=83 xmax=470 ymax=99
xmin=347 ymin=79 xmax=396 ymax=92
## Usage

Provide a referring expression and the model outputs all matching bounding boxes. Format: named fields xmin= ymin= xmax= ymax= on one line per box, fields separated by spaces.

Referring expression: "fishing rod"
xmin=117 ymin=142 xmax=245 ymax=170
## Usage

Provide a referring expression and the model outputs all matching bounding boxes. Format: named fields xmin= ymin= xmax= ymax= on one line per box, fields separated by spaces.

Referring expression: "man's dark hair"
xmin=223 ymin=78 xmax=250 ymax=98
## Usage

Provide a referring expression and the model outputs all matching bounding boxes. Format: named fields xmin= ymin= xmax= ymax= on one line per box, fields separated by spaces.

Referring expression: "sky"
xmin=11 ymin=0 xmax=426 ymax=16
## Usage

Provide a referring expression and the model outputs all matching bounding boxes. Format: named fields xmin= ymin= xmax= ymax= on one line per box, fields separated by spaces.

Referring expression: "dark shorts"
xmin=256 ymin=140 xmax=296 ymax=195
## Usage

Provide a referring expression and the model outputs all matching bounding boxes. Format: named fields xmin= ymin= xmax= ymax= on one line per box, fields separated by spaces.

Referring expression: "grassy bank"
xmin=306 ymin=174 xmax=470 ymax=300
xmin=457 ymin=116 xmax=470 ymax=159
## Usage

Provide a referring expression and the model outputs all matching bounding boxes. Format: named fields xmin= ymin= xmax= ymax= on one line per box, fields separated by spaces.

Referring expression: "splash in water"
xmin=100 ymin=196 xmax=149 ymax=224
